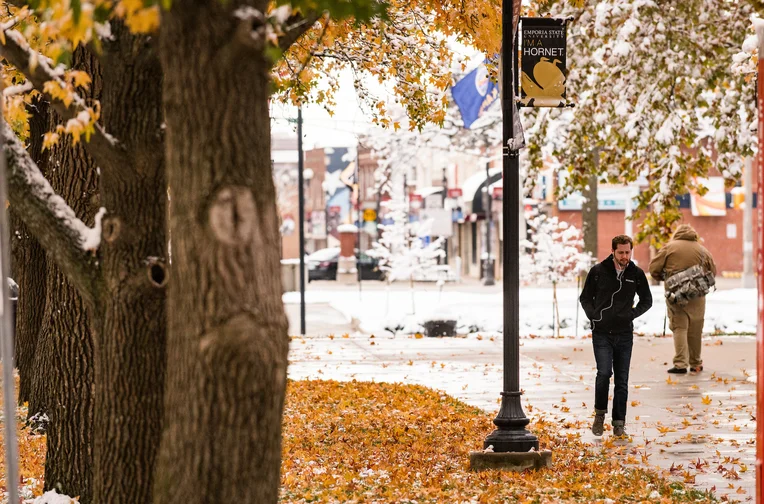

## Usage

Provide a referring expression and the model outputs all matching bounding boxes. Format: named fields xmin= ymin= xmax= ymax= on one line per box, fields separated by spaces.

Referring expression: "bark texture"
xmin=11 ymin=97 xmax=49 ymax=406
xmin=28 ymin=46 xmax=100 ymax=504
xmin=92 ymin=23 xmax=167 ymax=504
xmin=156 ymin=2 xmax=289 ymax=502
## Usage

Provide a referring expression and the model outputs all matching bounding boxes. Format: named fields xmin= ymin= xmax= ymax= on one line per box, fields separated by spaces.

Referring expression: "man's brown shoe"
xmin=591 ymin=413 xmax=605 ymax=436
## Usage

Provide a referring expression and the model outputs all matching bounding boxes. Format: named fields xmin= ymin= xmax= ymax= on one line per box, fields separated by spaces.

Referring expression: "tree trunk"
xmin=27 ymin=46 xmax=101 ymax=503
xmin=91 ymin=23 xmax=167 ymax=504
xmin=11 ymin=97 xmax=50 ymax=406
xmin=156 ymin=2 xmax=289 ymax=502
xmin=582 ymin=162 xmax=598 ymax=284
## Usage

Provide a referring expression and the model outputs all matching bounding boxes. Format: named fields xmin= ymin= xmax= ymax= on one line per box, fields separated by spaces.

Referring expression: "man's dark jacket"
xmin=580 ymin=255 xmax=653 ymax=334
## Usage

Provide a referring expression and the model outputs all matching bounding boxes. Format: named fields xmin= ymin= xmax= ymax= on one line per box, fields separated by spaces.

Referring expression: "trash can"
xmin=280 ymin=259 xmax=307 ymax=293
xmin=423 ymin=319 xmax=457 ymax=337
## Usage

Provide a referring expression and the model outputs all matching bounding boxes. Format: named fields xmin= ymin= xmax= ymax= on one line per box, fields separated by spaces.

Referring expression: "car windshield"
xmin=307 ymin=248 xmax=340 ymax=262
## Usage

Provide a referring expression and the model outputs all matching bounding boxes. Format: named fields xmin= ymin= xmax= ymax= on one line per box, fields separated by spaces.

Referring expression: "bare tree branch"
xmin=2 ymin=121 xmax=100 ymax=303
xmin=0 ymin=29 xmax=131 ymax=175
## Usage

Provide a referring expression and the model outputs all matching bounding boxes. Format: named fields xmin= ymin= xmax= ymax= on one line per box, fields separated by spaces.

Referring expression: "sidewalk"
xmin=302 ymin=274 xmax=748 ymax=293
xmin=288 ymin=333 xmax=756 ymax=502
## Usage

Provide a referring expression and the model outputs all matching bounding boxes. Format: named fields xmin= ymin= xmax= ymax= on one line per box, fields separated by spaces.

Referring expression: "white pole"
xmin=743 ymin=157 xmax=755 ymax=288
xmin=0 ymin=116 xmax=20 ymax=504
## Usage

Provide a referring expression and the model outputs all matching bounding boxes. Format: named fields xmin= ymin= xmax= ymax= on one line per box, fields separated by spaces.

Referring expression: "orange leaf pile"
xmin=281 ymin=380 xmax=716 ymax=503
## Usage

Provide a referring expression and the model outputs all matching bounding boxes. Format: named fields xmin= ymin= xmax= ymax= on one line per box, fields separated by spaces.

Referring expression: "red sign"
xmin=409 ymin=193 xmax=423 ymax=203
xmin=492 ymin=186 xmax=503 ymax=199
xmin=447 ymin=188 xmax=463 ymax=198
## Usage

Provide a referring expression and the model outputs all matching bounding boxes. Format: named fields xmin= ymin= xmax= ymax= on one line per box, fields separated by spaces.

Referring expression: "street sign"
xmin=447 ymin=188 xmax=463 ymax=198
xmin=492 ymin=186 xmax=503 ymax=199
xmin=363 ymin=208 xmax=377 ymax=222
xmin=409 ymin=193 xmax=423 ymax=202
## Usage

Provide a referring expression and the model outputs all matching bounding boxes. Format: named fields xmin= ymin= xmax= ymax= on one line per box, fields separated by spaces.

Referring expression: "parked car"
xmin=307 ymin=248 xmax=386 ymax=282
xmin=307 ymin=247 xmax=340 ymax=282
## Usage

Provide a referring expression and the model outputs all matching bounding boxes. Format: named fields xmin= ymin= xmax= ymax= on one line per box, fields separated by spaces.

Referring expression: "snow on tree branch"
xmin=520 ymin=212 xmax=591 ymax=286
xmin=367 ymin=199 xmax=445 ymax=282
xmin=0 ymin=27 xmax=130 ymax=174
xmin=525 ymin=0 xmax=756 ymax=244
xmin=3 ymin=120 xmax=101 ymax=301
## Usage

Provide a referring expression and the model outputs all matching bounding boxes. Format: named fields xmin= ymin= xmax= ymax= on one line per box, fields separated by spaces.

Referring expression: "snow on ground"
xmin=283 ymin=285 xmax=755 ymax=337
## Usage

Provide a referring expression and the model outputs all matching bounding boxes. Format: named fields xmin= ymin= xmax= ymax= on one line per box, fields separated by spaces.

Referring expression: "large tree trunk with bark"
xmin=155 ymin=2 xmax=289 ymax=502
xmin=90 ymin=23 xmax=167 ymax=504
xmin=11 ymin=97 xmax=49 ymax=406
xmin=26 ymin=47 xmax=101 ymax=503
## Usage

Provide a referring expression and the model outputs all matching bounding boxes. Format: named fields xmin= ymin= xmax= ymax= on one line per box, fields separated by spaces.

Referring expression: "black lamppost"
xmin=442 ymin=167 xmax=449 ymax=264
xmin=481 ymin=0 xmax=538 ymax=453
xmin=297 ymin=107 xmax=306 ymax=336
xmin=482 ymin=161 xmax=495 ymax=286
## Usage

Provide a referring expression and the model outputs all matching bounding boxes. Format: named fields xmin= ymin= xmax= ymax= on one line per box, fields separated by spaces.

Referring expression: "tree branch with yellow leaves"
xmin=0 ymin=27 xmax=131 ymax=175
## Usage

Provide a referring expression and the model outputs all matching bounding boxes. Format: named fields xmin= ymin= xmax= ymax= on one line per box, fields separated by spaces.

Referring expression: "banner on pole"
xmin=519 ymin=17 xmax=569 ymax=108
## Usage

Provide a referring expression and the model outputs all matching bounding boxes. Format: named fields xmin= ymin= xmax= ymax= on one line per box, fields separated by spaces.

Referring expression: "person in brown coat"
xmin=649 ymin=224 xmax=717 ymax=374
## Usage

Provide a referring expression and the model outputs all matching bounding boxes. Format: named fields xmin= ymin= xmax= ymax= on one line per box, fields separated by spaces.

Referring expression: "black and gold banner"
xmin=519 ymin=17 xmax=569 ymax=108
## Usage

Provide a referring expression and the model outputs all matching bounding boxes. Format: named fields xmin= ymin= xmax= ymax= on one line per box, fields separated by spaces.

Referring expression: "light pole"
xmin=482 ymin=161 xmax=495 ymax=286
xmin=297 ymin=107 xmax=306 ymax=336
xmin=481 ymin=0 xmax=539 ymax=455
xmin=442 ymin=167 xmax=449 ymax=265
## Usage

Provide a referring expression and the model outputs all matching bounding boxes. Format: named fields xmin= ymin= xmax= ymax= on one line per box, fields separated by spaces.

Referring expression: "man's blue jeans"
xmin=592 ymin=331 xmax=634 ymax=423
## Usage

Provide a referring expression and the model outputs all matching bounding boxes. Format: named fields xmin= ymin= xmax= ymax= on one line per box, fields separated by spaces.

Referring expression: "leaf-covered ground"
xmin=281 ymin=380 xmax=717 ymax=503
xmin=1 ymin=379 xmax=718 ymax=503
xmin=0 ymin=400 xmax=47 ymax=500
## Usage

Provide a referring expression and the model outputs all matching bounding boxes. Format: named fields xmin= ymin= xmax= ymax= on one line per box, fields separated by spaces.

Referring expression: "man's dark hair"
xmin=612 ymin=234 xmax=633 ymax=250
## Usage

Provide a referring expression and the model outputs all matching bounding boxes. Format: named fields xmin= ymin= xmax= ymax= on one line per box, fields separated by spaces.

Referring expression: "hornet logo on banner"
xmin=451 ymin=63 xmax=499 ymax=129
xmin=520 ymin=17 xmax=570 ymax=108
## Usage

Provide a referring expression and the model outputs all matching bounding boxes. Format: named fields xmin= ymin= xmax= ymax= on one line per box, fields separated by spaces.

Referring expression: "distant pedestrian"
xmin=649 ymin=224 xmax=716 ymax=375
xmin=580 ymin=235 xmax=653 ymax=437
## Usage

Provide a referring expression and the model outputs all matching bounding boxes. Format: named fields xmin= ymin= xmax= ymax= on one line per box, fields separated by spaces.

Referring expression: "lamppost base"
xmin=483 ymin=426 xmax=539 ymax=453
xmin=469 ymin=449 xmax=552 ymax=472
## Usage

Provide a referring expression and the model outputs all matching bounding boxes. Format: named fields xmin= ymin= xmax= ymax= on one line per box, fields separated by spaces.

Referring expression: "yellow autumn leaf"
xmin=701 ymin=395 xmax=712 ymax=405
xmin=42 ymin=132 xmax=60 ymax=151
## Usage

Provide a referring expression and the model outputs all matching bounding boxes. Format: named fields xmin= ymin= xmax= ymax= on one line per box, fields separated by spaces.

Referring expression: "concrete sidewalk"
xmin=288 ymin=333 xmax=756 ymax=502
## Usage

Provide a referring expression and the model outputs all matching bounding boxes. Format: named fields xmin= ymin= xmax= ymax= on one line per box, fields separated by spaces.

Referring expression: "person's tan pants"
xmin=667 ymin=297 xmax=706 ymax=369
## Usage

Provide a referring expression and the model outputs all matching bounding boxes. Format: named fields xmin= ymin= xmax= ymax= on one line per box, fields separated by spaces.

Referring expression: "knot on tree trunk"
xmin=207 ymin=186 xmax=256 ymax=246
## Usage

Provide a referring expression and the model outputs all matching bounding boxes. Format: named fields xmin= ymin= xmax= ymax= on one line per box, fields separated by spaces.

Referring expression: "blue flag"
xmin=451 ymin=64 xmax=499 ymax=129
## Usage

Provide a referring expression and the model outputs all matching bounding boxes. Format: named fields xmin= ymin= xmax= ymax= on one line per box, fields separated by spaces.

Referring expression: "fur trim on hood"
xmin=672 ymin=224 xmax=699 ymax=241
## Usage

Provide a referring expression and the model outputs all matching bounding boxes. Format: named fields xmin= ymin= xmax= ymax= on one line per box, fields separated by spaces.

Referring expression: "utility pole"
xmin=356 ymin=149 xmax=362 ymax=294
xmin=743 ymin=156 xmax=754 ymax=288
xmin=442 ymin=167 xmax=449 ymax=265
xmin=755 ymin=22 xmax=764 ymax=503
xmin=297 ymin=107 xmax=306 ymax=336
xmin=483 ymin=161 xmax=495 ymax=286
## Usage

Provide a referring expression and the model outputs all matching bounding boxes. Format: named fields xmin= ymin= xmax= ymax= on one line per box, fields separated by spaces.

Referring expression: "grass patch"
xmin=282 ymin=380 xmax=717 ymax=503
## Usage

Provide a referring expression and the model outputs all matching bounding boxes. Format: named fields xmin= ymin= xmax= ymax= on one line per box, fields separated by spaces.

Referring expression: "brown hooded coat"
xmin=648 ymin=224 xmax=717 ymax=280
xmin=648 ymin=224 xmax=717 ymax=370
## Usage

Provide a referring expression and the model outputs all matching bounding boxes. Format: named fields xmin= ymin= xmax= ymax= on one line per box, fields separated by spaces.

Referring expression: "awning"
xmin=414 ymin=186 xmax=446 ymax=208
xmin=463 ymin=167 xmax=502 ymax=214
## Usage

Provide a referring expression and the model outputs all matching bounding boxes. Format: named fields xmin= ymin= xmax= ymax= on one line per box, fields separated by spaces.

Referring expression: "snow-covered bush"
xmin=521 ymin=212 xmax=592 ymax=336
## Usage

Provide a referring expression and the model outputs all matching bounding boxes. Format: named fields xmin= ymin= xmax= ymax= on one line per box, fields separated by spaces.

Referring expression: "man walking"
xmin=649 ymin=224 xmax=716 ymax=374
xmin=580 ymin=235 xmax=652 ymax=437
